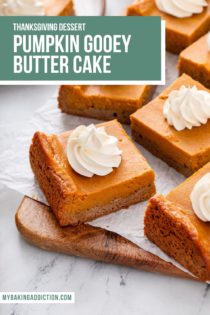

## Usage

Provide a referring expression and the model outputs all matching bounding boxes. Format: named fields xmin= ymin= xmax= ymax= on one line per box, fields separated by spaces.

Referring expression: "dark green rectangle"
xmin=0 ymin=16 xmax=162 ymax=82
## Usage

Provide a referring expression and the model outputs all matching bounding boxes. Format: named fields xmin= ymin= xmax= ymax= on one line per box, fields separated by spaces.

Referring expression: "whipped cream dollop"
xmin=155 ymin=0 xmax=208 ymax=18
xmin=163 ymin=85 xmax=210 ymax=131
xmin=190 ymin=173 xmax=210 ymax=222
xmin=66 ymin=124 xmax=122 ymax=178
xmin=0 ymin=0 xmax=45 ymax=16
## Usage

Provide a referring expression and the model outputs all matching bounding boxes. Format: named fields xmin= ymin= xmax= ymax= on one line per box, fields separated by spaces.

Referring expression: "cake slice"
xmin=178 ymin=33 xmax=210 ymax=89
xmin=58 ymin=85 xmax=155 ymax=124
xmin=30 ymin=120 xmax=155 ymax=226
xmin=145 ymin=162 xmax=210 ymax=281
xmin=131 ymin=74 xmax=210 ymax=177
xmin=127 ymin=0 xmax=210 ymax=54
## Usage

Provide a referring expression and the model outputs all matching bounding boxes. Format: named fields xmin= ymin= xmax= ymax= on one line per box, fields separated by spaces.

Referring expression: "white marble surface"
xmin=0 ymin=1 xmax=210 ymax=314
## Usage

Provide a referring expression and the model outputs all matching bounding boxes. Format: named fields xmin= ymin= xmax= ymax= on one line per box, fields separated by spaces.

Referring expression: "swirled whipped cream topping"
xmin=66 ymin=124 xmax=122 ymax=178
xmin=155 ymin=0 xmax=208 ymax=18
xmin=0 ymin=0 xmax=45 ymax=16
xmin=163 ymin=85 xmax=210 ymax=131
xmin=190 ymin=173 xmax=210 ymax=222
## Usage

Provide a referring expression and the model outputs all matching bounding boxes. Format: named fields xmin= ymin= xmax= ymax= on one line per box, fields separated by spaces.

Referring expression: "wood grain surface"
xmin=45 ymin=0 xmax=75 ymax=16
xmin=15 ymin=196 xmax=195 ymax=280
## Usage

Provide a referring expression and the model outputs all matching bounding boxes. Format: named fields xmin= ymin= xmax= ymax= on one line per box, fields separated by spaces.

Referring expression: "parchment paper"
xmin=0 ymin=53 xmax=192 ymax=275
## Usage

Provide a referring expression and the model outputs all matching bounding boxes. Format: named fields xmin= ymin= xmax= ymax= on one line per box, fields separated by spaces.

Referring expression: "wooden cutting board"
xmin=15 ymin=196 xmax=195 ymax=280
xmin=45 ymin=0 xmax=75 ymax=16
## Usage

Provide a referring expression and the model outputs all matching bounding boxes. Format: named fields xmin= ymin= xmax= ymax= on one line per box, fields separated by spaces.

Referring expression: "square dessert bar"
xmin=127 ymin=0 xmax=210 ymax=54
xmin=30 ymin=120 xmax=155 ymax=226
xmin=58 ymin=85 xmax=155 ymax=124
xmin=145 ymin=161 xmax=210 ymax=281
xmin=45 ymin=0 xmax=74 ymax=16
xmin=178 ymin=33 xmax=210 ymax=89
xmin=130 ymin=74 xmax=210 ymax=177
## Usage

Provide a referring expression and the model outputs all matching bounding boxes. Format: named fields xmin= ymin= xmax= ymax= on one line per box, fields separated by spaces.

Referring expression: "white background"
xmin=0 ymin=1 xmax=210 ymax=315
